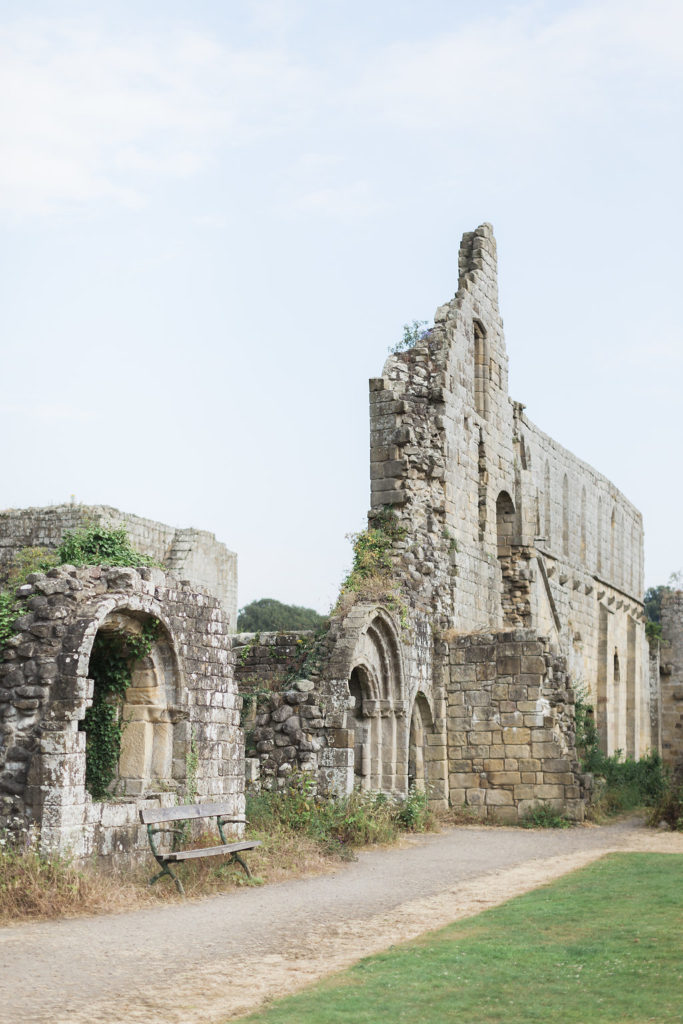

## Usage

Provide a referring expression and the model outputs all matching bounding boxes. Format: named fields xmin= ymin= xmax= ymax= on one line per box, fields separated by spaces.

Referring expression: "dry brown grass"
xmin=0 ymin=826 xmax=341 ymax=926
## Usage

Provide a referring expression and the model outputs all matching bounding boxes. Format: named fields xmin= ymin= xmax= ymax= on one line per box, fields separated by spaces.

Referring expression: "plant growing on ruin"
xmin=56 ymin=526 xmax=159 ymax=568
xmin=521 ymin=804 xmax=571 ymax=829
xmin=0 ymin=592 xmax=17 ymax=650
xmin=334 ymin=507 xmax=409 ymax=628
xmin=0 ymin=547 xmax=57 ymax=652
xmin=390 ymin=320 xmax=431 ymax=354
xmin=83 ymin=619 xmax=160 ymax=801
xmin=341 ymin=507 xmax=405 ymax=592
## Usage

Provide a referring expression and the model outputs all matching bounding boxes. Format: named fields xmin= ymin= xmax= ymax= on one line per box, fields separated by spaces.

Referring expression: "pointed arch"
xmin=580 ymin=486 xmax=587 ymax=564
xmin=473 ymin=319 xmax=488 ymax=418
xmin=544 ymin=461 xmax=551 ymax=546
xmin=562 ymin=474 xmax=569 ymax=558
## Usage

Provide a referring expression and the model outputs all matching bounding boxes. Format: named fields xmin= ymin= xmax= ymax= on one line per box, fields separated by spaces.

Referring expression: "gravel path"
xmin=1 ymin=818 xmax=681 ymax=1024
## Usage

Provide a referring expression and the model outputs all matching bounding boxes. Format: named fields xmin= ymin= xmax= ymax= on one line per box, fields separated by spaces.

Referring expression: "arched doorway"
xmin=408 ymin=693 xmax=434 ymax=794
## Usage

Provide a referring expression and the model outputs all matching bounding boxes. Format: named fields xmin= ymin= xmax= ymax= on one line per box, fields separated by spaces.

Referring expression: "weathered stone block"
xmin=485 ymin=789 xmax=513 ymax=805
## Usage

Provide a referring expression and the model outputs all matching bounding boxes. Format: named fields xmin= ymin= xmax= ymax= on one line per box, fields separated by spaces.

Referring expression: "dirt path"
xmin=1 ymin=818 xmax=681 ymax=1024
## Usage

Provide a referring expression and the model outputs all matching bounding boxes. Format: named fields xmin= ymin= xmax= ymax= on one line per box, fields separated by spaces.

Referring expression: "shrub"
xmin=55 ymin=526 xmax=158 ymax=568
xmin=521 ymin=804 xmax=571 ymax=829
xmin=647 ymin=780 xmax=683 ymax=831
xmin=246 ymin=774 xmax=434 ymax=857
xmin=575 ymin=691 xmax=667 ymax=816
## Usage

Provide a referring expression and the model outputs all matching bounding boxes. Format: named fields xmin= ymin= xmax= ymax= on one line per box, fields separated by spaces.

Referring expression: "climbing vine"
xmin=83 ymin=619 xmax=160 ymax=801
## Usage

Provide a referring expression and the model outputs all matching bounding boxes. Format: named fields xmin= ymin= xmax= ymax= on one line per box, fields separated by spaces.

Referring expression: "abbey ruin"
xmin=1 ymin=223 xmax=679 ymax=861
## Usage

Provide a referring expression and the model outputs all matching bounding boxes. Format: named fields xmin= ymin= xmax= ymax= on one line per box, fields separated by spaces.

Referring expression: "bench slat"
xmin=140 ymin=803 xmax=244 ymax=825
xmin=163 ymin=840 xmax=261 ymax=862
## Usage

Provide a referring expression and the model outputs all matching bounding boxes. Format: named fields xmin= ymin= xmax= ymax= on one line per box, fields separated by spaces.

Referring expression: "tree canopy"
xmin=644 ymin=571 xmax=682 ymax=641
xmin=236 ymin=598 xmax=326 ymax=632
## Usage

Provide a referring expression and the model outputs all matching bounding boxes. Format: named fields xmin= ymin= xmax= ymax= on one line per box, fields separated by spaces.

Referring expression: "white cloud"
xmin=291 ymin=180 xmax=382 ymax=218
xmin=0 ymin=19 xmax=311 ymax=217
xmin=352 ymin=0 xmax=683 ymax=135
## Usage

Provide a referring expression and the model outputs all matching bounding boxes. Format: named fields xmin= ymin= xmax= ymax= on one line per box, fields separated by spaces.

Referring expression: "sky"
xmin=1 ymin=0 xmax=681 ymax=613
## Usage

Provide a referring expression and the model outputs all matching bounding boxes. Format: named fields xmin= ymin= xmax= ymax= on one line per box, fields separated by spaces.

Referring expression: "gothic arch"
xmin=340 ymin=605 xmax=406 ymax=794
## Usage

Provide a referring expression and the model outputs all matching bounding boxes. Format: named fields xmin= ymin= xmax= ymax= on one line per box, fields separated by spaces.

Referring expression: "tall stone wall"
xmin=443 ymin=629 xmax=585 ymax=822
xmin=0 ymin=565 xmax=244 ymax=863
xmin=0 ymin=505 xmax=238 ymax=630
xmin=368 ymin=223 xmax=650 ymax=762
xmin=660 ymin=591 xmax=683 ymax=774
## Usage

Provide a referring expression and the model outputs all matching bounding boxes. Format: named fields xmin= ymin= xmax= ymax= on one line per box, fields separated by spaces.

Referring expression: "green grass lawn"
xmin=238 ymin=853 xmax=683 ymax=1024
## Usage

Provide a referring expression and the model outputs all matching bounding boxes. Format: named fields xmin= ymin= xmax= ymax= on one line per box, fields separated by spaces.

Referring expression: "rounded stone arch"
xmin=83 ymin=607 xmax=183 ymax=798
xmin=408 ymin=691 xmax=436 ymax=795
xmin=496 ymin=489 xmax=516 ymax=560
xmin=54 ymin=590 xmax=188 ymax=804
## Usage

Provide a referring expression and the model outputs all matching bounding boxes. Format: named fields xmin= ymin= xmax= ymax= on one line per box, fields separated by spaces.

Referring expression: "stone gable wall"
xmin=368 ymin=223 xmax=650 ymax=761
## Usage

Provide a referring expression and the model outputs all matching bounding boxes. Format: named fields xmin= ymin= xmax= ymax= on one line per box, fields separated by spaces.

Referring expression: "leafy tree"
xmin=644 ymin=570 xmax=682 ymax=641
xmin=236 ymin=598 xmax=326 ymax=632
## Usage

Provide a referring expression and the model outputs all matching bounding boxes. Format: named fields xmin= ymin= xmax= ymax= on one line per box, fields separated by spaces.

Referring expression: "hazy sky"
xmin=2 ymin=0 xmax=681 ymax=612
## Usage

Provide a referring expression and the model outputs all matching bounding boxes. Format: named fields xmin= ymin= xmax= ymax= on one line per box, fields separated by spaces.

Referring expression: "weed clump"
xmin=247 ymin=775 xmax=434 ymax=858
xmin=574 ymin=691 xmax=668 ymax=818
xmin=647 ymin=780 xmax=683 ymax=831
xmin=335 ymin=507 xmax=408 ymax=626
xmin=521 ymin=804 xmax=571 ymax=829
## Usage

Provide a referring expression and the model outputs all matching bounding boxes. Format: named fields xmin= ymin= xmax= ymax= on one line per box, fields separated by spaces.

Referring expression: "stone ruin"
xmin=0 ymin=564 xmax=243 ymax=862
xmin=655 ymin=591 xmax=683 ymax=777
xmin=0 ymin=223 xmax=675 ymax=860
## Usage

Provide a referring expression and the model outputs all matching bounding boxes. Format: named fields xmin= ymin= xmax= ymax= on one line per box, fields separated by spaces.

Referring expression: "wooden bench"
xmin=139 ymin=802 xmax=261 ymax=895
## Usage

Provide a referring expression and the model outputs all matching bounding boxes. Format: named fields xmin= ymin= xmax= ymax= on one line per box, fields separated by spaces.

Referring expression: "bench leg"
xmin=149 ymin=863 xmax=185 ymax=896
xmin=231 ymin=852 xmax=252 ymax=879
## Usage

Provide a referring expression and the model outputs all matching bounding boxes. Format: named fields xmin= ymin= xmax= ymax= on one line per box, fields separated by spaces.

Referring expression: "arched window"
xmin=348 ymin=666 xmax=370 ymax=786
xmin=473 ymin=319 xmax=488 ymax=417
xmin=597 ymin=498 xmax=603 ymax=573
xmin=562 ymin=474 xmax=569 ymax=558
xmin=544 ymin=461 xmax=551 ymax=546
xmin=496 ymin=490 xmax=516 ymax=561
xmin=580 ymin=486 xmax=587 ymax=564
xmin=610 ymin=507 xmax=616 ymax=581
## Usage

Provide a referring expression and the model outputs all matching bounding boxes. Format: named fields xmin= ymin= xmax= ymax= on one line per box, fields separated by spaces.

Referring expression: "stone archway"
xmin=343 ymin=608 xmax=407 ymax=794
xmin=408 ymin=692 xmax=435 ymax=795
xmin=86 ymin=610 xmax=184 ymax=799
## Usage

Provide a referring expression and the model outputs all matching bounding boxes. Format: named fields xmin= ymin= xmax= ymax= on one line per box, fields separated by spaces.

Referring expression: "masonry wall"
xmin=0 ymin=565 xmax=244 ymax=863
xmin=444 ymin=629 xmax=585 ymax=822
xmin=0 ymin=505 xmax=238 ymax=630
xmin=232 ymin=631 xmax=316 ymax=696
xmin=660 ymin=591 xmax=683 ymax=774
xmin=368 ymin=223 xmax=650 ymax=761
